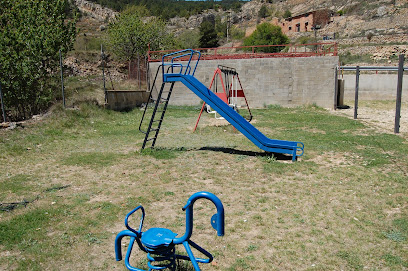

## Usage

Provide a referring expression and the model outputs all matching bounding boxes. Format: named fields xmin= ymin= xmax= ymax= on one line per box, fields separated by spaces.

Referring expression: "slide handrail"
xmin=161 ymin=49 xmax=201 ymax=78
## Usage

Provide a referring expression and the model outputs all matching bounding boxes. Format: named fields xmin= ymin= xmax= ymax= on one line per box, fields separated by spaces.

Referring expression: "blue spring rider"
xmin=115 ymin=191 xmax=225 ymax=271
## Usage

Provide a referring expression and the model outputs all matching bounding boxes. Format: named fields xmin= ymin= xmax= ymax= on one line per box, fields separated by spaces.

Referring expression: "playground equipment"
xmin=194 ymin=65 xmax=253 ymax=131
xmin=115 ymin=191 xmax=225 ymax=271
xmin=139 ymin=49 xmax=304 ymax=161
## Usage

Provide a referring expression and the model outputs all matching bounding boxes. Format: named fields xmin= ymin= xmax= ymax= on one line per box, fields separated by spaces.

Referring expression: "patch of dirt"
xmin=301 ymin=127 xmax=326 ymax=134
xmin=199 ymin=115 xmax=257 ymax=128
xmin=331 ymin=105 xmax=408 ymax=138
xmin=308 ymin=151 xmax=360 ymax=167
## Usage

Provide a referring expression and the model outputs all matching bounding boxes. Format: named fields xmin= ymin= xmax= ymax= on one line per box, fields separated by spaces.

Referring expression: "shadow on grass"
xmin=198 ymin=146 xmax=293 ymax=161
xmin=142 ymin=146 xmax=294 ymax=161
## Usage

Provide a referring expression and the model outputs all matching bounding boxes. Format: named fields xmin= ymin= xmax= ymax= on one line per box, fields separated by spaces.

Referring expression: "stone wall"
xmin=149 ymin=56 xmax=339 ymax=109
xmin=106 ymin=90 xmax=149 ymax=111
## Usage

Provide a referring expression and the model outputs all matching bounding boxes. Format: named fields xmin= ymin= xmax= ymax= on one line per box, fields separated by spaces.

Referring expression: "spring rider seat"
xmin=115 ymin=191 xmax=225 ymax=271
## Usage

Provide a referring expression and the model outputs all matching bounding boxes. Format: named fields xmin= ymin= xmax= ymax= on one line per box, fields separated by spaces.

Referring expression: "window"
xmin=296 ymin=23 xmax=300 ymax=32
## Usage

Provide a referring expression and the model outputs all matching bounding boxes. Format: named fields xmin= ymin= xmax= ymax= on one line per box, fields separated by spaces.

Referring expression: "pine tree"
xmin=199 ymin=21 xmax=219 ymax=48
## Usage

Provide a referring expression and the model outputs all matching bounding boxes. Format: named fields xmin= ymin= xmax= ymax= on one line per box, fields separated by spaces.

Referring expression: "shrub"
xmin=243 ymin=23 xmax=289 ymax=53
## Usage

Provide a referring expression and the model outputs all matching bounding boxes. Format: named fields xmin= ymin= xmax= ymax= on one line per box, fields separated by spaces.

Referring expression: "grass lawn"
xmin=0 ymin=103 xmax=407 ymax=270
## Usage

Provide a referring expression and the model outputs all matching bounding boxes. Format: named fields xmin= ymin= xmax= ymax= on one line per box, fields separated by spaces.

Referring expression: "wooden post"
xmin=101 ymin=44 xmax=107 ymax=104
xmin=394 ymin=55 xmax=404 ymax=133
xmin=59 ymin=49 xmax=66 ymax=108
xmin=354 ymin=66 xmax=360 ymax=119
xmin=0 ymin=82 xmax=6 ymax=122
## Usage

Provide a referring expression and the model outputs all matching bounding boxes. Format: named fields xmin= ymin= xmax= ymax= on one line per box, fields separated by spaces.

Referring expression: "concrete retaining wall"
xmin=342 ymin=73 xmax=408 ymax=101
xmin=106 ymin=90 xmax=149 ymax=111
xmin=149 ymin=56 xmax=339 ymax=109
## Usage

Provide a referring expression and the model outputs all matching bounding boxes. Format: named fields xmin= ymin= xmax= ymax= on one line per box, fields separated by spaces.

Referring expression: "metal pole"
xmin=101 ymin=44 xmax=107 ymax=103
xmin=354 ymin=66 xmax=360 ymax=119
xmin=59 ymin=49 xmax=66 ymax=108
xmin=339 ymin=66 xmax=408 ymax=71
xmin=0 ymin=82 xmax=6 ymax=122
xmin=394 ymin=54 xmax=404 ymax=133
xmin=334 ymin=66 xmax=338 ymax=110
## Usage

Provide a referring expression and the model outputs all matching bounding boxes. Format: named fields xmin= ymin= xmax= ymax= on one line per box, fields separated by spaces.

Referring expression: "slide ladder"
xmin=139 ymin=64 xmax=175 ymax=149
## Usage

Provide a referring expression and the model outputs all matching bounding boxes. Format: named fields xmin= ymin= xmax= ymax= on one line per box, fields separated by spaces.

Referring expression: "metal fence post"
xmin=334 ymin=66 xmax=338 ymax=110
xmin=59 ymin=49 xmax=66 ymax=108
xmin=0 ymin=82 xmax=6 ymax=122
xmin=394 ymin=55 xmax=404 ymax=133
xmin=354 ymin=66 xmax=360 ymax=119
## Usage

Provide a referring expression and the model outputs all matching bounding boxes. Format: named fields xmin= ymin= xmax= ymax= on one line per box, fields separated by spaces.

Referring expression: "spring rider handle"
xmin=174 ymin=191 xmax=225 ymax=244
xmin=125 ymin=206 xmax=145 ymax=236
xmin=115 ymin=206 xmax=146 ymax=262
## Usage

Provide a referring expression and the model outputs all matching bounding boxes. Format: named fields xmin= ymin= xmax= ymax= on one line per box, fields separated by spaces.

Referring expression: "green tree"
xmin=231 ymin=26 xmax=245 ymax=40
xmin=243 ymin=23 xmax=289 ymax=53
xmin=283 ymin=9 xmax=292 ymax=19
xmin=215 ymin=15 xmax=228 ymax=40
xmin=258 ymin=5 xmax=268 ymax=18
xmin=199 ymin=20 xmax=219 ymax=48
xmin=178 ymin=29 xmax=200 ymax=49
xmin=366 ymin=32 xmax=374 ymax=42
xmin=106 ymin=6 xmax=174 ymax=62
xmin=0 ymin=0 xmax=77 ymax=120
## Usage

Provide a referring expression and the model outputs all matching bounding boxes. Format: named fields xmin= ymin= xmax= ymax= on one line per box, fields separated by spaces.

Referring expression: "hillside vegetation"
xmin=87 ymin=0 xmax=247 ymax=19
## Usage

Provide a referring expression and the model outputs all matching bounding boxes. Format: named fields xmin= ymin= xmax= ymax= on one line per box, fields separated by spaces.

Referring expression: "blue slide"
xmin=163 ymin=73 xmax=304 ymax=161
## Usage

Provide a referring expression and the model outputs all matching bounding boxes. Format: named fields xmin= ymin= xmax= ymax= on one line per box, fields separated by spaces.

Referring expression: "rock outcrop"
xmin=73 ymin=0 xmax=117 ymax=22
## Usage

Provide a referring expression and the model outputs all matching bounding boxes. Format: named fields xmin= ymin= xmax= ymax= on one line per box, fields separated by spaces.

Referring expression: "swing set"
xmin=194 ymin=65 xmax=253 ymax=131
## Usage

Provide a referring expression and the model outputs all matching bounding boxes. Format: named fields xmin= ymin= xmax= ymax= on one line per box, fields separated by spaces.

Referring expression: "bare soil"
xmin=331 ymin=103 xmax=408 ymax=138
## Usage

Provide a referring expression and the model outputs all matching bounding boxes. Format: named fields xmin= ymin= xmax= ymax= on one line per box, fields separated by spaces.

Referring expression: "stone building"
xmin=281 ymin=9 xmax=333 ymax=34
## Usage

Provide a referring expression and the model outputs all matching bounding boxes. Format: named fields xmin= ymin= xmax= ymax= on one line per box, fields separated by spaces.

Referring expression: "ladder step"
xmin=146 ymin=137 xmax=156 ymax=142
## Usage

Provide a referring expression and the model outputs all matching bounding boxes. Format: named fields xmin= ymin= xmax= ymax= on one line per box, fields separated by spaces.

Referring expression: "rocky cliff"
xmin=73 ymin=0 xmax=117 ymax=22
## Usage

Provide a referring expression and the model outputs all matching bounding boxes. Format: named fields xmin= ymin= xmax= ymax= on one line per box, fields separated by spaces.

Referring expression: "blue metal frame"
xmin=115 ymin=191 xmax=225 ymax=271
xmin=161 ymin=49 xmax=201 ymax=78
xmin=160 ymin=49 xmax=304 ymax=161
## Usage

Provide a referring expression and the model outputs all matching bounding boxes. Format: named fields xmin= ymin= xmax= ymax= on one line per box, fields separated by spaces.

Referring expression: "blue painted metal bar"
xmin=174 ymin=191 xmax=225 ymax=244
xmin=125 ymin=206 xmax=145 ymax=237
xmin=183 ymin=241 xmax=201 ymax=271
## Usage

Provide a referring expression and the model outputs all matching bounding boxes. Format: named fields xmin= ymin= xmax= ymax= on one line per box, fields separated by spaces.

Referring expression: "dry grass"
xmin=0 ymin=102 xmax=407 ymax=271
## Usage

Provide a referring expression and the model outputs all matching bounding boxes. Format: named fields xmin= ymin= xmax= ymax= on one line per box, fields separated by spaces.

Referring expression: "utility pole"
xmin=226 ymin=11 xmax=231 ymax=43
